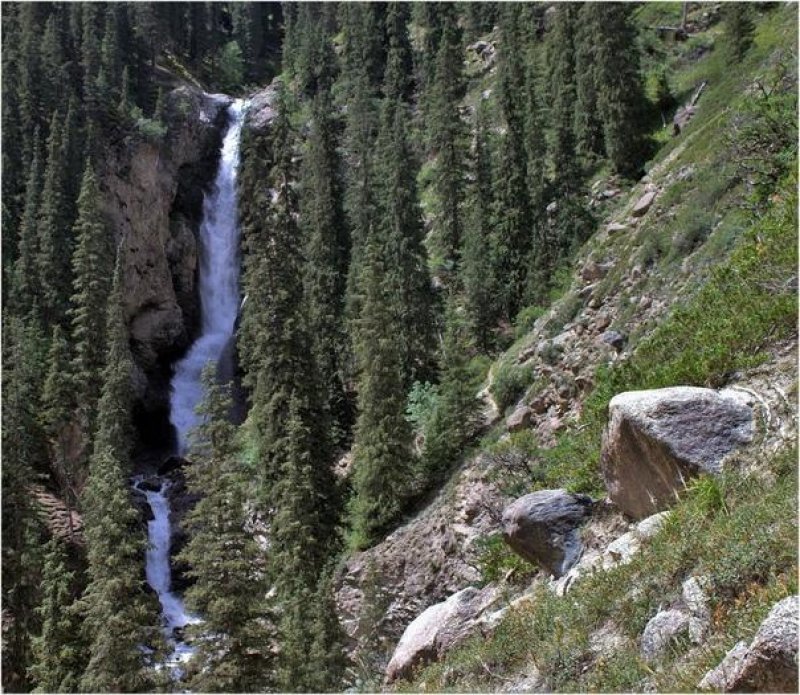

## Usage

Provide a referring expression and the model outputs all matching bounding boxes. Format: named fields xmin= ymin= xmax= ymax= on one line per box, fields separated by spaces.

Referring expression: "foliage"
xmin=405 ymin=381 xmax=439 ymax=438
xmin=491 ymin=361 xmax=534 ymax=414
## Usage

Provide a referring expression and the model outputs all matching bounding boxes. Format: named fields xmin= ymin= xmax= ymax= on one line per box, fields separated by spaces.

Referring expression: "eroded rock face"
xmin=502 ymin=489 xmax=593 ymax=577
xmin=99 ymin=87 xmax=229 ymax=427
xmin=385 ymin=586 xmax=499 ymax=684
xmin=601 ymin=387 xmax=754 ymax=519
xmin=335 ymin=457 xmax=507 ymax=670
xmin=698 ymin=596 xmax=799 ymax=692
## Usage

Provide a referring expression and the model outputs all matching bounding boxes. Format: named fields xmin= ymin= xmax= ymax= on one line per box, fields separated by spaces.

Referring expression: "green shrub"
xmin=135 ymin=117 xmax=168 ymax=141
xmin=513 ymin=305 xmax=546 ymax=339
xmin=474 ymin=534 xmax=536 ymax=585
xmin=491 ymin=361 xmax=533 ymax=413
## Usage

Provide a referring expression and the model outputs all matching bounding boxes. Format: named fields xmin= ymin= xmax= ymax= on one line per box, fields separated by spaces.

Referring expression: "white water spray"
xmin=170 ymin=98 xmax=247 ymax=455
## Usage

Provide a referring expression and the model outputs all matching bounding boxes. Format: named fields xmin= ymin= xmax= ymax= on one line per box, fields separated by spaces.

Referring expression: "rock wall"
xmin=97 ymin=87 xmax=231 ymax=450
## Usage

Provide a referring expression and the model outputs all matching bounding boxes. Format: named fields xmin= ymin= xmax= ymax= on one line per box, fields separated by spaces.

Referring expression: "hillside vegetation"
xmin=2 ymin=2 xmax=796 ymax=693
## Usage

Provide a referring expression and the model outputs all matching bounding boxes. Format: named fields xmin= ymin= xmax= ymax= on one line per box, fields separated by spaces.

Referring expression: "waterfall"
xmin=170 ymin=97 xmax=247 ymax=455
xmin=135 ymin=97 xmax=247 ymax=677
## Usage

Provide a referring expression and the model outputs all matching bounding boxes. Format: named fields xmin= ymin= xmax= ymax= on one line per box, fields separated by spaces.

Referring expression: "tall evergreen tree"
xmin=592 ymin=3 xmax=650 ymax=178
xmin=300 ymin=91 xmax=351 ymax=446
xmin=179 ymin=368 xmax=273 ymax=693
xmin=28 ymin=537 xmax=85 ymax=693
xmin=724 ymin=3 xmax=756 ymax=62
xmin=491 ymin=4 xmax=533 ymax=321
xmin=573 ymin=5 xmax=606 ymax=163
xmin=36 ymin=111 xmax=72 ymax=328
xmin=429 ymin=4 xmax=468 ymax=267
xmin=1 ymin=317 xmax=47 ymax=693
xmin=68 ymin=164 xmax=114 ymax=439
xmin=40 ymin=325 xmax=79 ymax=528
xmin=10 ymin=128 xmax=43 ymax=316
xmin=461 ymin=100 xmax=499 ymax=351
xmin=548 ymin=4 xmax=580 ymax=193
xmin=271 ymin=393 xmax=347 ymax=692
xmin=78 ymin=251 xmax=155 ymax=693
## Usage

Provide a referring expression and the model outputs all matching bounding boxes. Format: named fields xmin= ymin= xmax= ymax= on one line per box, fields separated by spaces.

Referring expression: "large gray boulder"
xmin=698 ymin=595 xmax=798 ymax=692
xmin=385 ymin=586 xmax=498 ymax=684
xmin=601 ymin=387 xmax=754 ymax=519
xmin=502 ymin=489 xmax=593 ymax=577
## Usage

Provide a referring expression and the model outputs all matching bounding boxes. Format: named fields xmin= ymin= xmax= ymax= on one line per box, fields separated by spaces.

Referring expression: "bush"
xmin=135 ymin=117 xmax=168 ymax=141
xmin=513 ymin=305 xmax=546 ymax=339
xmin=491 ymin=361 xmax=533 ymax=413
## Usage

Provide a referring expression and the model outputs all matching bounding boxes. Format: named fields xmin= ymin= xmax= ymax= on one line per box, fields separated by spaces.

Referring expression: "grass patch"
xmin=400 ymin=446 xmax=797 ymax=692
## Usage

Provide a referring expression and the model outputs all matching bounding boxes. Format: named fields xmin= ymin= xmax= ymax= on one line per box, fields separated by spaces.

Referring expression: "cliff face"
xmin=97 ymin=87 xmax=231 ymax=450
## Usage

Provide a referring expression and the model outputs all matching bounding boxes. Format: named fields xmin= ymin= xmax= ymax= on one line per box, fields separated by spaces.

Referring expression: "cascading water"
xmin=170 ymin=97 xmax=248 ymax=455
xmin=134 ymin=97 xmax=247 ymax=677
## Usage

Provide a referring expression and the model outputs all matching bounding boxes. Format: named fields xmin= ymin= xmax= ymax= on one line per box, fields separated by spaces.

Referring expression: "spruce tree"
xmin=179 ymin=369 xmax=273 ymax=693
xmin=36 ymin=111 xmax=72 ymax=327
xmin=1 ymin=317 xmax=47 ymax=693
xmin=40 ymin=325 xmax=79 ymax=529
xmin=724 ymin=3 xmax=756 ymax=62
xmin=300 ymin=91 xmax=351 ymax=447
xmin=10 ymin=128 xmax=43 ymax=316
xmin=592 ymin=4 xmax=650 ymax=178
xmin=272 ymin=393 xmax=347 ymax=692
xmin=78 ymin=251 xmax=155 ymax=693
xmin=28 ymin=537 xmax=85 ymax=693
xmin=573 ymin=5 xmax=605 ymax=162
xmin=491 ymin=4 xmax=533 ymax=322
xmin=69 ymin=163 xmax=114 ymax=439
xmin=548 ymin=4 xmax=580 ymax=194
xmin=429 ymin=4 xmax=468 ymax=267
xmin=348 ymin=232 xmax=416 ymax=548
xmin=461 ymin=100 xmax=499 ymax=352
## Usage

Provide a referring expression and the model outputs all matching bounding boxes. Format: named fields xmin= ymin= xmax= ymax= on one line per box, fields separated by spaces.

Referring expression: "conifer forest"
xmin=2 ymin=2 xmax=798 ymax=694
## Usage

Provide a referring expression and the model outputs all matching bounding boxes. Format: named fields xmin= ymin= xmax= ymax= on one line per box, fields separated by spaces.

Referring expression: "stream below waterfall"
xmin=133 ymin=96 xmax=247 ymax=679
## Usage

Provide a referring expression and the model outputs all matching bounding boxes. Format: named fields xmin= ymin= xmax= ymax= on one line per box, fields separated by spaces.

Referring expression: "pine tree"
xmin=36 ymin=111 xmax=72 ymax=328
xmin=461 ymin=100 xmax=499 ymax=351
xmin=40 ymin=325 xmax=80 ymax=529
xmin=491 ymin=5 xmax=533 ymax=322
xmin=548 ymin=4 xmax=580 ymax=194
xmin=429 ymin=4 xmax=468 ymax=267
xmin=573 ymin=5 xmax=605 ymax=162
xmin=78 ymin=251 xmax=155 ymax=693
xmin=419 ymin=300 xmax=483 ymax=486
xmin=10 ymin=128 xmax=43 ymax=316
xmin=28 ymin=537 xmax=85 ymax=693
xmin=347 ymin=232 xmax=416 ymax=548
xmin=69 ymin=163 xmax=114 ymax=439
xmin=300 ymin=91 xmax=351 ymax=446
xmin=272 ymin=393 xmax=346 ymax=691
xmin=179 ymin=368 xmax=273 ymax=693
xmin=1 ymin=317 xmax=48 ymax=693
xmin=370 ymin=68 xmax=436 ymax=388
xmin=592 ymin=4 xmax=650 ymax=178
xmin=724 ymin=3 xmax=756 ymax=62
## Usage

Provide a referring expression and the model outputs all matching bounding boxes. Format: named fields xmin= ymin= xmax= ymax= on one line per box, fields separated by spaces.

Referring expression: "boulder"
xmin=601 ymin=330 xmax=626 ymax=351
xmin=698 ymin=642 xmax=751 ymax=691
xmin=640 ymin=609 xmax=691 ymax=663
xmin=632 ymin=190 xmax=657 ymax=217
xmin=601 ymin=387 xmax=754 ymax=519
xmin=506 ymin=406 xmax=533 ymax=433
xmin=247 ymin=83 xmax=278 ymax=132
xmin=698 ymin=596 xmax=798 ymax=692
xmin=385 ymin=586 xmax=498 ymax=683
xmin=581 ymin=260 xmax=613 ymax=282
xmin=607 ymin=222 xmax=627 ymax=235
xmin=502 ymin=489 xmax=593 ymax=577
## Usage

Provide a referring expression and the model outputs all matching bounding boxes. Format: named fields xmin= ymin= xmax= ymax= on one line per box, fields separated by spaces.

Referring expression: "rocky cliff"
xmin=97 ymin=87 xmax=231 ymax=451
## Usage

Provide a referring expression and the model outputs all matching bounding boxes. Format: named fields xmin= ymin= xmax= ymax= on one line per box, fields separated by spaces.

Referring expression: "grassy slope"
xmin=396 ymin=6 xmax=798 ymax=692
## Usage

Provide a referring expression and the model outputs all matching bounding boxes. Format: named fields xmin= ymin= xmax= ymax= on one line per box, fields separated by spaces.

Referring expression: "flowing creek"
xmin=133 ymin=97 xmax=247 ymax=678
